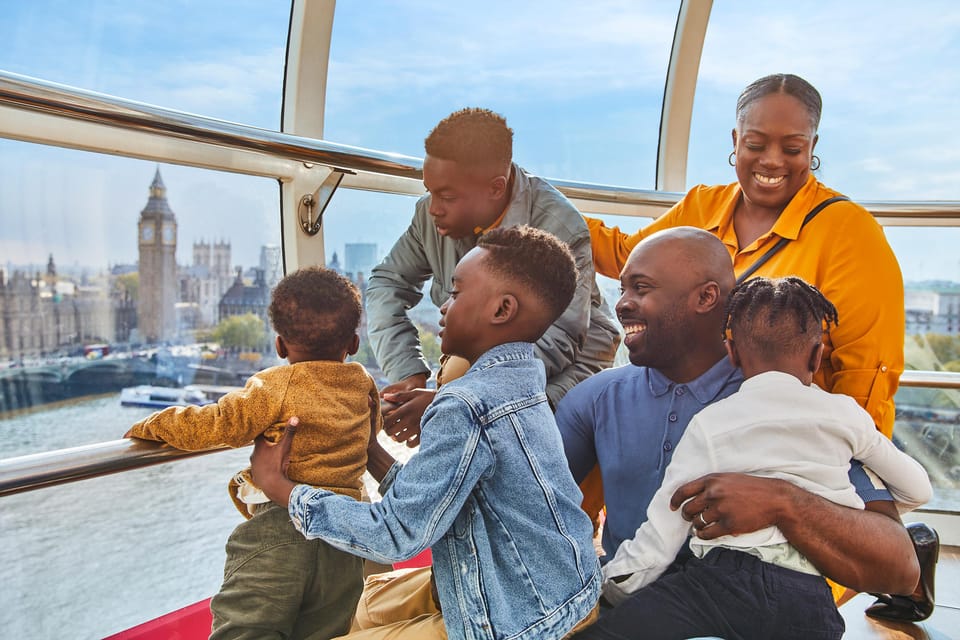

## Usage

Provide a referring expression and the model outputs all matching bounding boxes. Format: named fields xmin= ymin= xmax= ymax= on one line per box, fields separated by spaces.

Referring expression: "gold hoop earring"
xmin=811 ymin=155 xmax=821 ymax=171
xmin=728 ymin=152 xmax=736 ymax=167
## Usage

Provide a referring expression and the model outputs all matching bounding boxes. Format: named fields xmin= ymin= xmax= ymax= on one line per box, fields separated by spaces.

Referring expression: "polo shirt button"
xmin=668 ymin=413 xmax=678 ymax=423
xmin=675 ymin=387 xmax=685 ymax=396
xmin=663 ymin=442 xmax=672 ymax=452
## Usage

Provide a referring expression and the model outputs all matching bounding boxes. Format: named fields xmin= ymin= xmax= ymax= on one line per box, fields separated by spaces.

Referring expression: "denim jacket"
xmin=289 ymin=342 xmax=601 ymax=640
xmin=365 ymin=163 xmax=620 ymax=405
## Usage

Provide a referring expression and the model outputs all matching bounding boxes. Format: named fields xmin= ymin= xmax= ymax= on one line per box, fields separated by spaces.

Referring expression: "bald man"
xmin=557 ymin=227 xmax=920 ymax=621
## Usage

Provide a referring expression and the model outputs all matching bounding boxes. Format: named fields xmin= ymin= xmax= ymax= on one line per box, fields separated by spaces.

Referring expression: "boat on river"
xmin=120 ymin=385 xmax=213 ymax=409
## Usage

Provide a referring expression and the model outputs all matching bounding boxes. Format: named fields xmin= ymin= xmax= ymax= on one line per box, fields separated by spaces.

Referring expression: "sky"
xmin=1 ymin=0 xmax=959 ymax=282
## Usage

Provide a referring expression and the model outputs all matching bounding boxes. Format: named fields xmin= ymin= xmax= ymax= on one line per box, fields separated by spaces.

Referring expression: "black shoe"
xmin=866 ymin=522 xmax=939 ymax=622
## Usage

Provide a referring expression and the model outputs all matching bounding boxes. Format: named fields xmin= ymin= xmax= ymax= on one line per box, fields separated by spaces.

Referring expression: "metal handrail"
xmin=0 ymin=70 xmax=423 ymax=180
xmin=2 ymin=70 xmax=960 ymax=219
xmin=0 ymin=439 xmax=230 ymax=498
xmin=1 ymin=370 xmax=959 ymax=498
xmin=899 ymin=370 xmax=960 ymax=389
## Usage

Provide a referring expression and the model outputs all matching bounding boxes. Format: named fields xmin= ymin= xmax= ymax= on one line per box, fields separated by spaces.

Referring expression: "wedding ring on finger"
xmin=698 ymin=512 xmax=708 ymax=527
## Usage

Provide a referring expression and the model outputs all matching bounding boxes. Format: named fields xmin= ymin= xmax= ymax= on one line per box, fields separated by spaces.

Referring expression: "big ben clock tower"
xmin=137 ymin=168 xmax=178 ymax=343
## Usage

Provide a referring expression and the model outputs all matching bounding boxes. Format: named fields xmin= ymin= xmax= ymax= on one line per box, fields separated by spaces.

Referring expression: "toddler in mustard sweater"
xmin=126 ymin=266 xmax=380 ymax=640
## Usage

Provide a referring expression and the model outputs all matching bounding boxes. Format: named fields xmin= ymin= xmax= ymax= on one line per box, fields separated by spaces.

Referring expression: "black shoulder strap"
xmin=735 ymin=196 xmax=849 ymax=285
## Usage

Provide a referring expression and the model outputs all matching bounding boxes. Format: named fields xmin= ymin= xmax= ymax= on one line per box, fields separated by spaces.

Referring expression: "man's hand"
xmin=382 ymin=387 xmax=435 ymax=448
xmin=670 ymin=473 xmax=788 ymax=539
xmin=250 ymin=416 xmax=299 ymax=508
xmin=673 ymin=472 xmax=919 ymax=594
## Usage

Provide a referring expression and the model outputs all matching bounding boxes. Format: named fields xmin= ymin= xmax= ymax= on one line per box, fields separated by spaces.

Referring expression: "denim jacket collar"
xmin=469 ymin=341 xmax=535 ymax=373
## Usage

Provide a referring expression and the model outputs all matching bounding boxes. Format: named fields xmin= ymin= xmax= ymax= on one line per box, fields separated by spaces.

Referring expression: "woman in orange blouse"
xmin=588 ymin=73 xmax=903 ymax=437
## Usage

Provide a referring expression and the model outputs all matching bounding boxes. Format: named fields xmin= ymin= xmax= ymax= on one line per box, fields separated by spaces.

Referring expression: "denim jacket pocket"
xmin=452 ymin=498 xmax=476 ymax=539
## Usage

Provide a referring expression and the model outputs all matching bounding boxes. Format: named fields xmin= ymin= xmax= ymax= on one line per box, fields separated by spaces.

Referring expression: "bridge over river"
xmin=0 ymin=355 xmax=251 ymax=413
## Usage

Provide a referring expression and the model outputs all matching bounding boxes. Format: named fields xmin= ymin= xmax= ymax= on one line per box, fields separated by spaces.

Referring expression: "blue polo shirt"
xmin=557 ymin=357 xmax=892 ymax=560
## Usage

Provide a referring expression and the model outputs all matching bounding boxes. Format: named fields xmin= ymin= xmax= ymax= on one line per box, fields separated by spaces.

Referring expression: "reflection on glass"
xmin=895 ymin=387 xmax=960 ymax=511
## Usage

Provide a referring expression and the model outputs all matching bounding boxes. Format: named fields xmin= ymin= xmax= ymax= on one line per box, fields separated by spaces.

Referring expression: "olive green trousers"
xmin=210 ymin=501 xmax=363 ymax=640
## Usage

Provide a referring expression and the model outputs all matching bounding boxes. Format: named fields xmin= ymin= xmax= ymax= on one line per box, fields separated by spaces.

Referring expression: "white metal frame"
xmin=281 ymin=0 xmax=337 ymax=273
xmin=657 ymin=0 xmax=713 ymax=192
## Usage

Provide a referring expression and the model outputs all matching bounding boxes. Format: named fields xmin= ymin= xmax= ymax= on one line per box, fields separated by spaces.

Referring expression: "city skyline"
xmin=2 ymin=2 xmax=959 ymax=282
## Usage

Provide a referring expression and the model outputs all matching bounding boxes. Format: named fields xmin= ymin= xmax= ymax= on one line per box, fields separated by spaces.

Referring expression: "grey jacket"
xmin=365 ymin=163 xmax=620 ymax=405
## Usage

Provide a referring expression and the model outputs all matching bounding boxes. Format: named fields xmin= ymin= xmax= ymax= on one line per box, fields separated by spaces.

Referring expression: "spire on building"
xmin=150 ymin=166 xmax=166 ymax=198
xmin=141 ymin=167 xmax=175 ymax=221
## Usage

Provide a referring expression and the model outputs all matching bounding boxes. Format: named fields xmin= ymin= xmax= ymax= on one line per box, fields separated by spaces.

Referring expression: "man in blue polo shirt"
xmin=557 ymin=227 xmax=920 ymax=608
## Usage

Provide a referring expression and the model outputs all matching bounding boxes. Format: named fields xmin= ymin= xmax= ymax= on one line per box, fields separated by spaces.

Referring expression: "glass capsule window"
xmin=324 ymin=0 xmax=677 ymax=185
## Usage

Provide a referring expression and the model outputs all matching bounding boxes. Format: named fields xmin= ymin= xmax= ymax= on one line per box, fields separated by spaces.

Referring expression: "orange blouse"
xmin=587 ymin=175 xmax=904 ymax=437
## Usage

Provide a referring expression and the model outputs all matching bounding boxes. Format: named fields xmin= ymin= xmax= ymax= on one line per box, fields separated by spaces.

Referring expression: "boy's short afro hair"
xmin=425 ymin=107 xmax=513 ymax=169
xmin=268 ymin=266 xmax=362 ymax=359
xmin=477 ymin=225 xmax=577 ymax=324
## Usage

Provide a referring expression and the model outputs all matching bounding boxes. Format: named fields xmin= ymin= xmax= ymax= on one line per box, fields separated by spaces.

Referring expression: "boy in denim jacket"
xmin=127 ymin=267 xmax=380 ymax=640
xmin=252 ymin=226 xmax=601 ymax=640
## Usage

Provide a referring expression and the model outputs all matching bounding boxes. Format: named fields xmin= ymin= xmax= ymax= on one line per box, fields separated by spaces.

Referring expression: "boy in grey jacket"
xmin=366 ymin=108 xmax=619 ymax=445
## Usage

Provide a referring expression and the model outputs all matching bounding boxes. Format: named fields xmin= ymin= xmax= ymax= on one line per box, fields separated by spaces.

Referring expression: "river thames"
xmin=0 ymin=393 xmax=402 ymax=639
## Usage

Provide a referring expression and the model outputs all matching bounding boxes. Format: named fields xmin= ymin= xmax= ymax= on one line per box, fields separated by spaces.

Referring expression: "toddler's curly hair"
xmin=269 ymin=266 xmax=361 ymax=359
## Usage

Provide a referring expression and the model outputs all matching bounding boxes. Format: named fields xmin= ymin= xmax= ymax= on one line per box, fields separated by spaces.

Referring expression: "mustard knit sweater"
xmin=129 ymin=360 xmax=380 ymax=511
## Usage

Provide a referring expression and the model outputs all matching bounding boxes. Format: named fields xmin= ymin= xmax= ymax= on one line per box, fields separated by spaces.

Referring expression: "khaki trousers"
xmin=337 ymin=566 xmax=599 ymax=639
xmin=336 ymin=566 xmax=444 ymax=640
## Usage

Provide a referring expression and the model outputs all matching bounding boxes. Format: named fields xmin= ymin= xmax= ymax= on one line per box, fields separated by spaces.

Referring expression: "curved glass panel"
xmin=0 ymin=1 xmax=289 ymax=128
xmin=689 ymin=1 xmax=960 ymax=200
xmin=325 ymin=1 xmax=676 ymax=186
xmin=325 ymin=1 xmax=677 ymax=381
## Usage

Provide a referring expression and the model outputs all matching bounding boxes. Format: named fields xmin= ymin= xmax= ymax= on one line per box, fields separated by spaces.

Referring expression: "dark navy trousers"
xmin=573 ymin=547 xmax=844 ymax=640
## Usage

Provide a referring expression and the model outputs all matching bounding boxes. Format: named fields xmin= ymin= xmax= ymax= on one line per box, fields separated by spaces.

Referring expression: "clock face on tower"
xmin=140 ymin=223 xmax=154 ymax=243
xmin=162 ymin=223 xmax=175 ymax=245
